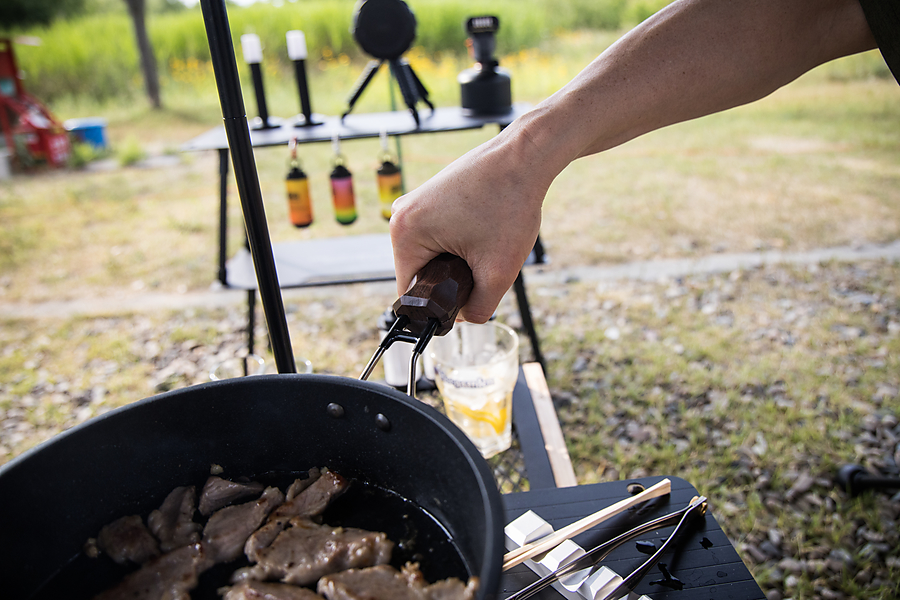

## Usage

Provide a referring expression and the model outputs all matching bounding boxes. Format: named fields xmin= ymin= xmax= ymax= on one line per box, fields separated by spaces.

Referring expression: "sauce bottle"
xmin=285 ymin=137 xmax=313 ymax=227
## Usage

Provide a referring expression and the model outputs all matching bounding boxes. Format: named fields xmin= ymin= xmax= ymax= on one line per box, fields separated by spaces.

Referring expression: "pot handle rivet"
xmin=375 ymin=413 xmax=391 ymax=432
xmin=326 ymin=403 xmax=345 ymax=418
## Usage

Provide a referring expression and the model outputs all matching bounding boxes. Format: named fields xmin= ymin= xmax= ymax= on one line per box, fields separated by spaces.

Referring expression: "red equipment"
xmin=0 ymin=38 xmax=70 ymax=169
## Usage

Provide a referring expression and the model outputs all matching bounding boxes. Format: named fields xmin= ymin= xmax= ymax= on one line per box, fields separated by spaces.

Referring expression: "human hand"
xmin=389 ymin=126 xmax=554 ymax=324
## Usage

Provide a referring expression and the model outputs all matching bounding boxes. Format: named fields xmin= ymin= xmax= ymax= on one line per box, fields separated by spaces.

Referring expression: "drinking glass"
xmin=429 ymin=321 xmax=519 ymax=458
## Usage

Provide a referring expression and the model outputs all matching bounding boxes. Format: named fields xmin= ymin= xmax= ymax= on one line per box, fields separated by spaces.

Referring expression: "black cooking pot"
xmin=0 ymin=374 xmax=505 ymax=598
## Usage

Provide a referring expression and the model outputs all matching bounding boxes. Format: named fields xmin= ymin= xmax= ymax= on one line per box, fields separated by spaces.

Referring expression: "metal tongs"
xmin=506 ymin=495 xmax=708 ymax=600
xmin=360 ymin=254 xmax=474 ymax=397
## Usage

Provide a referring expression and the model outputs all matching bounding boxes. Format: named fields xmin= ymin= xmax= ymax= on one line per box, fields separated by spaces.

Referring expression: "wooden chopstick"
xmin=502 ymin=478 xmax=671 ymax=571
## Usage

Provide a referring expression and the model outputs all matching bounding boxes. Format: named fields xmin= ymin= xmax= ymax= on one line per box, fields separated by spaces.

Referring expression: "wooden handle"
xmin=503 ymin=478 xmax=672 ymax=571
xmin=393 ymin=254 xmax=474 ymax=336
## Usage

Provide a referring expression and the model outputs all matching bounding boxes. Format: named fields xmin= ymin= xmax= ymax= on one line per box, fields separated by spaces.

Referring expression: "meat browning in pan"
xmin=285 ymin=468 xmax=321 ymax=501
xmin=221 ymin=580 xmax=325 ymax=600
xmin=245 ymin=468 xmax=345 ymax=560
xmin=317 ymin=563 xmax=478 ymax=600
xmin=202 ymin=486 xmax=285 ymax=565
xmin=96 ymin=514 xmax=160 ymax=565
xmin=274 ymin=468 xmax=346 ymax=520
xmin=238 ymin=517 xmax=393 ymax=586
xmin=93 ymin=542 xmax=206 ymax=600
xmin=85 ymin=468 xmax=469 ymax=600
xmin=199 ymin=476 xmax=267 ymax=516
xmin=148 ymin=486 xmax=201 ymax=552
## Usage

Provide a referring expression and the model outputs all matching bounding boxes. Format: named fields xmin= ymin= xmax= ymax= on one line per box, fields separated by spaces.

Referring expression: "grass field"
xmin=1 ymin=26 xmax=899 ymax=600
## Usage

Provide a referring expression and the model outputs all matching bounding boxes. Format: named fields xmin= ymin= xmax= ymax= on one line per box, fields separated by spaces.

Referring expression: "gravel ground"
xmin=1 ymin=257 xmax=898 ymax=599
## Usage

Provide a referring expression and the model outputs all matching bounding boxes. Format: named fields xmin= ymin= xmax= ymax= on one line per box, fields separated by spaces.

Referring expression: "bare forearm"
xmin=512 ymin=0 xmax=876 ymax=178
xmin=388 ymin=0 xmax=878 ymax=322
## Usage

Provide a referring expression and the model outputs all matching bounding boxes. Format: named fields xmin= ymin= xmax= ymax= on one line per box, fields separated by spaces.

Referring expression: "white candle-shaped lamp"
xmin=287 ymin=30 xmax=318 ymax=127
xmin=286 ymin=30 xmax=307 ymax=60
xmin=240 ymin=33 xmax=263 ymax=64
xmin=240 ymin=34 xmax=272 ymax=128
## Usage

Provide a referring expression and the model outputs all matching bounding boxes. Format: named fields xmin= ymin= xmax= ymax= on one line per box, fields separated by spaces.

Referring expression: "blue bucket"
xmin=64 ymin=117 xmax=108 ymax=150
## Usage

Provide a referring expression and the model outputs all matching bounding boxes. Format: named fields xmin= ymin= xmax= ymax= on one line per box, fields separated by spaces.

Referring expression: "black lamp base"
xmin=459 ymin=65 xmax=512 ymax=116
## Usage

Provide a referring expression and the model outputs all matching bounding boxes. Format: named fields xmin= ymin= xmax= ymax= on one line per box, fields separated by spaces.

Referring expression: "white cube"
xmin=505 ymin=510 xmax=554 ymax=547
xmin=581 ymin=566 xmax=623 ymax=600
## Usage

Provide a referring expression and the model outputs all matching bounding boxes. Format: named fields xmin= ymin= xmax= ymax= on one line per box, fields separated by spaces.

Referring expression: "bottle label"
xmin=331 ymin=175 xmax=357 ymax=225
xmin=377 ymin=169 xmax=403 ymax=220
xmin=286 ymin=176 xmax=313 ymax=227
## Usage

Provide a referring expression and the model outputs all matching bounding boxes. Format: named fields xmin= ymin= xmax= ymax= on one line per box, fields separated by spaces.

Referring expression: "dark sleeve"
xmin=858 ymin=0 xmax=900 ymax=84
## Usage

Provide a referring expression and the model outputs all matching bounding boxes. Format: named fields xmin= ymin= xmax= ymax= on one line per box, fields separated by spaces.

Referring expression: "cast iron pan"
xmin=0 ymin=374 xmax=505 ymax=598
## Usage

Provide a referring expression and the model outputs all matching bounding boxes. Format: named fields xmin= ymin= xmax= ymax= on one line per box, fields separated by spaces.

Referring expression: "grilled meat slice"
xmin=93 ymin=542 xmax=206 ymax=600
xmin=148 ymin=486 xmax=201 ymax=552
xmin=423 ymin=578 xmax=479 ymax=600
xmin=242 ymin=517 xmax=393 ymax=586
xmin=245 ymin=468 xmax=346 ymax=561
xmin=221 ymin=580 xmax=325 ymax=600
xmin=272 ymin=468 xmax=347 ymax=520
xmin=202 ymin=486 xmax=285 ymax=565
xmin=317 ymin=563 xmax=477 ymax=600
xmin=96 ymin=514 xmax=160 ymax=565
xmin=199 ymin=476 xmax=266 ymax=516
xmin=285 ymin=468 xmax=321 ymax=501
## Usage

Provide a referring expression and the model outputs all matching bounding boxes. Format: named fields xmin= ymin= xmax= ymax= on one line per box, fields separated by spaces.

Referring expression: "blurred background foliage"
xmin=2 ymin=0 xmax=678 ymax=104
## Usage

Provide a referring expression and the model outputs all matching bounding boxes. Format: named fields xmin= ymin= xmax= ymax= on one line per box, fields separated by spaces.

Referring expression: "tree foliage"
xmin=0 ymin=0 xmax=86 ymax=28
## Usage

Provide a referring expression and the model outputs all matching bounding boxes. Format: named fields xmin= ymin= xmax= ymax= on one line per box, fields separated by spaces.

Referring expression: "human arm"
xmin=389 ymin=0 xmax=877 ymax=323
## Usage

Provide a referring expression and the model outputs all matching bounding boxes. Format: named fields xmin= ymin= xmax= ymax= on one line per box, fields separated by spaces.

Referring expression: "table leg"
xmin=247 ymin=289 xmax=256 ymax=357
xmin=513 ymin=269 xmax=546 ymax=371
xmin=218 ymin=147 xmax=229 ymax=286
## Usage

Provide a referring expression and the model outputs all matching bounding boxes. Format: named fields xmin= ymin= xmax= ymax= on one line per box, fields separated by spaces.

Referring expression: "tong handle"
xmin=393 ymin=253 xmax=474 ymax=336
xmin=604 ymin=496 xmax=708 ymax=600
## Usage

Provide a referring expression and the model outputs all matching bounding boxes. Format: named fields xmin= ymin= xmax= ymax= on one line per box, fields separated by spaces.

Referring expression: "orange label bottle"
xmin=376 ymin=159 xmax=402 ymax=220
xmin=286 ymin=162 xmax=313 ymax=228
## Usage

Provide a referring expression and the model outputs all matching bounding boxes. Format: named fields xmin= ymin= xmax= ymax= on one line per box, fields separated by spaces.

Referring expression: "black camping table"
xmin=501 ymin=477 xmax=766 ymax=600
xmin=182 ymin=105 xmax=548 ymax=368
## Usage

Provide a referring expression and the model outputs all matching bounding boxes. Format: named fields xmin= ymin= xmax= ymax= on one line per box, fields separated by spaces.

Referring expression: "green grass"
xmin=530 ymin=260 xmax=899 ymax=596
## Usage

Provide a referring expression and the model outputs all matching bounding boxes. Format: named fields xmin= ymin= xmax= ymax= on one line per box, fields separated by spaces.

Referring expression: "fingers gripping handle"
xmin=393 ymin=254 xmax=474 ymax=336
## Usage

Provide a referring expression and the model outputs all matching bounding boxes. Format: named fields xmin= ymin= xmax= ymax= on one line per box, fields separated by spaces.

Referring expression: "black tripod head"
xmin=352 ymin=0 xmax=417 ymax=60
xmin=343 ymin=0 xmax=433 ymax=125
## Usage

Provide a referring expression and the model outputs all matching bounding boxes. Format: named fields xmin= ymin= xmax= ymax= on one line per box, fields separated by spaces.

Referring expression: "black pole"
xmin=199 ymin=0 xmax=296 ymax=374
xmin=248 ymin=63 xmax=271 ymax=128
xmin=217 ymin=147 xmax=229 ymax=285
xmin=293 ymin=59 xmax=316 ymax=126
xmin=513 ymin=270 xmax=545 ymax=370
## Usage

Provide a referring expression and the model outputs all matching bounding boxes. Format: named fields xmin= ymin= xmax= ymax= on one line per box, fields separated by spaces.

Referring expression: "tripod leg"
xmin=405 ymin=61 xmax=434 ymax=111
xmin=389 ymin=59 xmax=420 ymax=126
xmin=342 ymin=60 xmax=384 ymax=120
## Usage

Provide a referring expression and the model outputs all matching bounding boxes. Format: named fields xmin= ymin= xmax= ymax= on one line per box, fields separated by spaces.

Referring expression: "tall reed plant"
xmin=7 ymin=0 xmax=648 ymax=103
